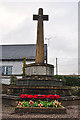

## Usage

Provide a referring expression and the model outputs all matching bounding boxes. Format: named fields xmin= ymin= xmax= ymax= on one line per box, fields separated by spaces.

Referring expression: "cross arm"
xmin=43 ymin=15 xmax=49 ymax=21
xmin=33 ymin=15 xmax=39 ymax=20
xmin=33 ymin=14 xmax=49 ymax=21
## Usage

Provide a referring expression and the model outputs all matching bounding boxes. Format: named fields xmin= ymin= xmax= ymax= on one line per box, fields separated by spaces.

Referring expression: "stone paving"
xmin=1 ymin=105 xmax=80 ymax=120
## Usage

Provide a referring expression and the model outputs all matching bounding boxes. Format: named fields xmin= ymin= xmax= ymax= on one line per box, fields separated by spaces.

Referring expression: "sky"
xmin=0 ymin=1 xmax=78 ymax=75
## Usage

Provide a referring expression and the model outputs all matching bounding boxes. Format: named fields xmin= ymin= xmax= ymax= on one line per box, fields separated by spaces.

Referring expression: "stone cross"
xmin=33 ymin=8 xmax=49 ymax=63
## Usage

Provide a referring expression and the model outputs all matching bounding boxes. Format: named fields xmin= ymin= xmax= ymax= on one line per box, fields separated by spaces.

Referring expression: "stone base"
xmin=15 ymin=107 xmax=66 ymax=114
xmin=25 ymin=63 xmax=54 ymax=76
xmin=7 ymin=86 xmax=72 ymax=96
xmin=16 ymin=75 xmax=62 ymax=86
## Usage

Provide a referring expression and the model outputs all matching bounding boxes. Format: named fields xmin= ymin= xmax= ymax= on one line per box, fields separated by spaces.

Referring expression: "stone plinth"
xmin=7 ymin=86 xmax=71 ymax=96
xmin=7 ymin=63 xmax=63 ymax=96
xmin=16 ymin=76 xmax=62 ymax=86
xmin=25 ymin=63 xmax=54 ymax=76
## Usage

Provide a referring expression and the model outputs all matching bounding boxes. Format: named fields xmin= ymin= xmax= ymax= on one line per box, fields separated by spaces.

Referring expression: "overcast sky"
xmin=0 ymin=1 xmax=78 ymax=74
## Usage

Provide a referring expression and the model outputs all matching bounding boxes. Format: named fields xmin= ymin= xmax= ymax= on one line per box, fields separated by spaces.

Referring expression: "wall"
xmin=1 ymin=61 xmax=23 ymax=75
xmin=1 ymin=61 xmax=35 ymax=75
xmin=0 ymin=60 xmax=35 ymax=84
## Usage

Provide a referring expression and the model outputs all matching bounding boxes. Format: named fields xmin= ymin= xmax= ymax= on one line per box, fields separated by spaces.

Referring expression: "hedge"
xmin=54 ymin=75 xmax=80 ymax=86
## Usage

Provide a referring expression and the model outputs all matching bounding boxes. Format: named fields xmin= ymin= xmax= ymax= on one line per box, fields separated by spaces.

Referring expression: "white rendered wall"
xmin=1 ymin=61 xmax=35 ymax=75
xmin=2 ymin=61 xmax=23 ymax=74
xmin=0 ymin=61 xmax=35 ymax=84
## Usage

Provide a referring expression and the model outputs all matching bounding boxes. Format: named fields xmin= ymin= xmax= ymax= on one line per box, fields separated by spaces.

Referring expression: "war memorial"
xmin=7 ymin=8 xmax=71 ymax=96
xmin=2 ymin=8 xmax=80 ymax=119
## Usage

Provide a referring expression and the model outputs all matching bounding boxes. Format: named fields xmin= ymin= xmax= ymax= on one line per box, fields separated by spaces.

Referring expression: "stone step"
xmin=2 ymin=117 xmax=79 ymax=120
xmin=7 ymin=86 xmax=72 ymax=96
xmin=16 ymin=79 xmax=62 ymax=86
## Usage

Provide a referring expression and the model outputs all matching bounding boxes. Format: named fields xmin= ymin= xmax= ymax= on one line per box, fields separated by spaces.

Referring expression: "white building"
xmin=0 ymin=44 xmax=47 ymax=84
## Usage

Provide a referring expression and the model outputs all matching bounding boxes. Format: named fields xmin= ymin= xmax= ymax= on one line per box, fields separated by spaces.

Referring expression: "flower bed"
xmin=15 ymin=94 xmax=66 ymax=114
xmin=20 ymin=94 xmax=60 ymax=100
xmin=17 ymin=100 xmax=61 ymax=108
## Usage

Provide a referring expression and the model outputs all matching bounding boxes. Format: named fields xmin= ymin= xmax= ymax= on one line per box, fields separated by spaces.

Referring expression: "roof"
xmin=0 ymin=44 xmax=47 ymax=61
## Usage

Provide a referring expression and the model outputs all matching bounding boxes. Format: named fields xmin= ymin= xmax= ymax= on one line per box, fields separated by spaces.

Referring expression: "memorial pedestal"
xmin=25 ymin=63 xmax=54 ymax=76
xmin=7 ymin=63 xmax=65 ymax=96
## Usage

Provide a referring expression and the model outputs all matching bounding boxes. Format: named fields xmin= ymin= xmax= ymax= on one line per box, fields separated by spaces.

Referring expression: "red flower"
xmin=55 ymin=103 xmax=57 ymax=105
xmin=20 ymin=94 xmax=60 ymax=100
xmin=42 ymin=95 xmax=46 ymax=99
xmin=29 ymin=100 xmax=34 ymax=105
xmin=27 ymin=95 xmax=34 ymax=99
xmin=20 ymin=94 xmax=27 ymax=98
xmin=33 ymin=95 xmax=38 ymax=99
xmin=18 ymin=102 xmax=22 ymax=106
xmin=47 ymin=95 xmax=55 ymax=99
xmin=54 ymin=102 xmax=58 ymax=107
xmin=38 ymin=103 xmax=43 ymax=107
xmin=37 ymin=95 xmax=46 ymax=99
xmin=54 ymin=95 xmax=60 ymax=99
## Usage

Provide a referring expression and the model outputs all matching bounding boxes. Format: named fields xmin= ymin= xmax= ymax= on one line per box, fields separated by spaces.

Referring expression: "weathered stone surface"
xmin=25 ymin=63 xmax=54 ymax=76
xmin=7 ymin=86 xmax=72 ymax=96
xmin=15 ymin=107 xmax=67 ymax=114
xmin=16 ymin=80 xmax=61 ymax=86
xmin=16 ymin=74 xmax=62 ymax=87
xmin=33 ymin=8 xmax=48 ymax=63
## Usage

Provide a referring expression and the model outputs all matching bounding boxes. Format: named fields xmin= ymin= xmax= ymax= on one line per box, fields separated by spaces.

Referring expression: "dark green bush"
xmin=54 ymin=75 xmax=79 ymax=86
xmin=10 ymin=76 xmax=17 ymax=84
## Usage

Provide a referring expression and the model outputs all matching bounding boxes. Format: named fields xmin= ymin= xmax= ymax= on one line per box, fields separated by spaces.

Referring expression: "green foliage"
xmin=34 ymin=102 xmax=38 ymax=107
xmin=65 ymin=76 xmax=78 ymax=86
xmin=42 ymin=101 xmax=48 ymax=107
xmin=22 ymin=101 xmax=30 ymax=107
xmin=17 ymin=100 xmax=62 ymax=108
xmin=10 ymin=76 xmax=17 ymax=84
xmin=54 ymin=75 xmax=79 ymax=86
xmin=71 ymin=86 xmax=80 ymax=96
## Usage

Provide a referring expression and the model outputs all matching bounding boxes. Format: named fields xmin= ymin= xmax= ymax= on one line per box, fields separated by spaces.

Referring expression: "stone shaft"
xmin=36 ymin=10 xmax=44 ymax=63
xmin=33 ymin=8 xmax=48 ymax=63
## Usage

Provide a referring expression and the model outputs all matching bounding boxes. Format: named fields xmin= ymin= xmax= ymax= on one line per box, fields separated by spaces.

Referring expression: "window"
xmin=6 ymin=66 xmax=12 ymax=75
xmin=0 ymin=66 xmax=12 ymax=75
xmin=2 ymin=66 xmax=5 ymax=75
